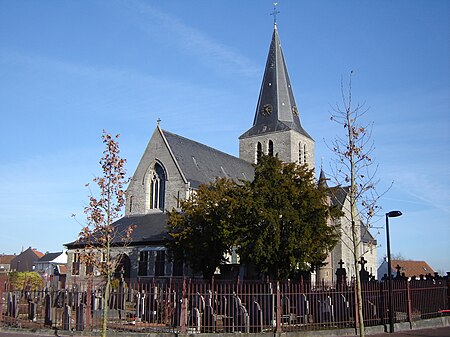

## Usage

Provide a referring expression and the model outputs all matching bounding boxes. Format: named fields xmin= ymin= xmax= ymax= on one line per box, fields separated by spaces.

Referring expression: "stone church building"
xmin=66 ymin=23 xmax=377 ymax=286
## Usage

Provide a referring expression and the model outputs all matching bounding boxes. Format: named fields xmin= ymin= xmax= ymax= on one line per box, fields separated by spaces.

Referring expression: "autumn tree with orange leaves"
xmin=76 ymin=130 xmax=134 ymax=337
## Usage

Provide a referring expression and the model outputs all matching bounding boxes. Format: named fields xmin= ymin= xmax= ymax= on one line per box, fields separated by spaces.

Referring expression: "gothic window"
xmin=149 ymin=163 xmax=166 ymax=211
xmin=268 ymin=140 xmax=274 ymax=156
xmin=129 ymin=196 xmax=133 ymax=213
xmin=256 ymin=142 xmax=262 ymax=163
xmin=138 ymin=251 xmax=149 ymax=276
xmin=155 ymin=251 xmax=166 ymax=276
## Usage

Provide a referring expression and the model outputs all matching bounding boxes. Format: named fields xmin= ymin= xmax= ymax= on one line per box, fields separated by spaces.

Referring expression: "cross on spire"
xmin=270 ymin=2 xmax=280 ymax=26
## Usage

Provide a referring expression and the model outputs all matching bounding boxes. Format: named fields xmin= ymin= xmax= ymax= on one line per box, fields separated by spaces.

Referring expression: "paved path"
xmin=350 ymin=326 xmax=450 ymax=337
xmin=0 ymin=326 xmax=449 ymax=337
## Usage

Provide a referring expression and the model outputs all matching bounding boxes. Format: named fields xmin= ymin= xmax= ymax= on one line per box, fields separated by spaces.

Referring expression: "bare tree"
xmin=329 ymin=71 xmax=390 ymax=337
xmin=76 ymin=130 xmax=134 ymax=337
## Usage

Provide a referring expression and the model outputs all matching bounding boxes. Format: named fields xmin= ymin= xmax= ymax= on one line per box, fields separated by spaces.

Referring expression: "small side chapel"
xmin=65 ymin=22 xmax=377 ymax=285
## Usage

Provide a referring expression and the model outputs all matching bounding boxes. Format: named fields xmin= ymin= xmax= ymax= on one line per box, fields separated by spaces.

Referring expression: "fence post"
xmin=353 ymin=280 xmax=359 ymax=335
xmin=276 ymin=281 xmax=282 ymax=333
xmin=447 ymin=272 xmax=450 ymax=310
xmin=86 ymin=277 xmax=91 ymax=330
xmin=180 ymin=277 xmax=186 ymax=334
xmin=406 ymin=280 xmax=412 ymax=328
xmin=0 ymin=280 xmax=3 ymax=322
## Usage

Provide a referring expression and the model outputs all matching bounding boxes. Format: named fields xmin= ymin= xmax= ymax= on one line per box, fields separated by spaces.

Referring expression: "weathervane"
xmin=271 ymin=2 xmax=280 ymax=26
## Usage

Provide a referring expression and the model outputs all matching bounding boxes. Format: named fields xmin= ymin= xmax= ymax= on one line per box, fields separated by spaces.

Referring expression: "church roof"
xmin=329 ymin=186 xmax=350 ymax=210
xmin=328 ymin=185 xmax=377 ymax=245
xmin=162 ymin=130 xmax=254 ymax=188
xmin=240 ymin=25 xmax=312 ymax=140
xmin=65 ymin=213 xmax=169 ymax=248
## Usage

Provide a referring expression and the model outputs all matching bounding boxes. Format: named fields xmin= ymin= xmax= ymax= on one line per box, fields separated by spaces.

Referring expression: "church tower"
xmin=239 ymin=23 xmax=314 ymax=169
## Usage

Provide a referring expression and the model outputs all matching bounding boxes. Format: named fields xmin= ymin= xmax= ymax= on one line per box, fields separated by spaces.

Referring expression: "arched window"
xmin=129 ymin=196 xmax=133 ymax=213
xmin=268 ymin=140 xmax=274 ymax=156
xmin=256 ymin=142 xmax=262 ymax=163
xmin=150 ymin=163 xmax=166 ymax=211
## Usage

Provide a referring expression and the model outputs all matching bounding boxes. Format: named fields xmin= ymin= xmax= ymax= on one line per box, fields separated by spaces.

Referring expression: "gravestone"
xmin=359 ymin=257 xmax=370 ymax=282
xmin=44 ymin=293 xmax=52 ymax=326
xmin=336 ymin=259 xmax=347 ymax=287
xmin=62 ymin=305 xmax=71 ymax=330
xmin=249 ymin=300 xmax=263 ymax=332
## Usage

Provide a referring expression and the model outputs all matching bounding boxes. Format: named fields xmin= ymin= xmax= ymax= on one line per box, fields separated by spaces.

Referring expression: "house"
xmin=0 ymin=254 xmax=15 ymax=274
xmin=377 ymin=259 xmax=435 ymax=280
xmin=35 ymin=251 xmax=67 ymax=276
xmin=66 ymin=21 xmax=377 ymax=284
xmin=10 ymin=247 xmax=44 ymax=272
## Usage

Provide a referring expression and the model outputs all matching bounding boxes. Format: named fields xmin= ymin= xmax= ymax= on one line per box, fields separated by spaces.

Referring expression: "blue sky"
xmin=0 ymin=1 xmax=449 ymax=273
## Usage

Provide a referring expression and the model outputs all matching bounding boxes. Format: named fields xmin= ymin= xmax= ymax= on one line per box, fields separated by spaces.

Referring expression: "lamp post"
xmin=386 ymin=210 xmax=402 ymax=333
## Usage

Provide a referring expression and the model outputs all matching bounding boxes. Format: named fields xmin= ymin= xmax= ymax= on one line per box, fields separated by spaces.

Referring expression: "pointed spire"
xmin=318 ymin=167 xmax=329 ymax=188
xmin=240 ymin=25 xmax=312 ymax=140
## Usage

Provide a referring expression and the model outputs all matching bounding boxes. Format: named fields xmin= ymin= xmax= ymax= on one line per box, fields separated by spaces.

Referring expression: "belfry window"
xmin=303 ymin=144 xmax=307 ymax=164
xmin=149 ymin=163 xmax=166 ymax=211
xmin=298 ymin=142 xmax=302 ymax=163
xmin=256 ymin=142 xmax=262 ymax=163
xmin=268 ymin=140 xmax=274 ymax=156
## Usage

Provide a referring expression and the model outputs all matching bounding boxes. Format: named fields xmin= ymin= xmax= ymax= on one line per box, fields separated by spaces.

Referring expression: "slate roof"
xmin=328 ymin=185 xmax=377 ymax=245
xmin=329 ymin=186 xmax=349 ymax=209
xmin=37 ymin=252 xmax=63 ymax=263
xmin=391 ymin=260 xmax=435 ymax=278
xmin=240 ymin=25 xmax=312 ymax=140
xmin=360 ymin=223 xmax=377 ymax=245
xmin=65 ymin=212 xmax=168 ymax=249
xmin=163 ymin=130 xmax=254 ymax=188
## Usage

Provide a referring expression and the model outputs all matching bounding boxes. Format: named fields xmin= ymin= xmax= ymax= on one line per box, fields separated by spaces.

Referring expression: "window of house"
xmin=138 ymin=251 xmax=149 ymax=276
xmin=256 ymin=142 xmax=262 ymax=163
xmin=129 ymin=196 xmax=133 ymax=213
xmin=86 ymin=263 xmax=94 ymax=275
xmin=268 ymin=140 xmax=274 ymax=156
xmin=72 ymin=252 xmax=80 ymax=276
xmin=149 ymin=163 xmax=166 ymax=211
xmin=155 ymin=251 xmax=166 ymax=277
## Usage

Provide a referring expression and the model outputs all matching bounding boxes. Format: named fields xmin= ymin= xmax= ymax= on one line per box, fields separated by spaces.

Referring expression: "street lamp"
xmin=386 ymin=210 xmax=402 ymax=333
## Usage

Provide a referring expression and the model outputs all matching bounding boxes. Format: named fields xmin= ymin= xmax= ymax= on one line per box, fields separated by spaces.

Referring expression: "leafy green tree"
xmin=166 ymin=178 xmax=241 ymax=280
xmin=167 ymin=155 xmax=340 ymax=280
xmin=8 ymin=271 xmax=44 ymax=291
xmin=237 ymin=155 xmax=340 ymax=279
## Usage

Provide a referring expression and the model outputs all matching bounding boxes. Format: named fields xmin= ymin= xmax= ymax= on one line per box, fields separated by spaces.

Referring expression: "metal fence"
xmin=0 ymin=277 xmax=448 ymax=334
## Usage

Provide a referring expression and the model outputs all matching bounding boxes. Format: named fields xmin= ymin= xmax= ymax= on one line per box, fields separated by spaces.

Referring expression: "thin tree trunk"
xmin=352 ymin=220 xmax=365 ymax=337
xmin=102 ymin=241 xmax=111 ymax=337
xmin=348 ymin=97 xmax=365 ymax=337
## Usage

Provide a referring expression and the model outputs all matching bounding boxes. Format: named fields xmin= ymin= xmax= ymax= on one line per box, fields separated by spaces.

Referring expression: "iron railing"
xmin=0 ymin=277 xmax=448 ymax=334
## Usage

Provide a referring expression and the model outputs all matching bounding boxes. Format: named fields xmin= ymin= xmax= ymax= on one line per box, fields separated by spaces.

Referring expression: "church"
xmin=65 ymin=22 xmax=377 ymax=285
